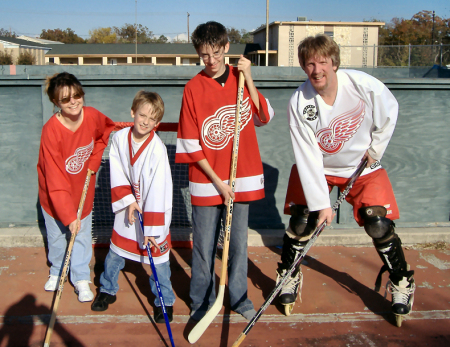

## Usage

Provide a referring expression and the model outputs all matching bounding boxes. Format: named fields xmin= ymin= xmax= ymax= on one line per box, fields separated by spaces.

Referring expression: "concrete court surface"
xmin=0 ymin=242 xmax=449 ymax=347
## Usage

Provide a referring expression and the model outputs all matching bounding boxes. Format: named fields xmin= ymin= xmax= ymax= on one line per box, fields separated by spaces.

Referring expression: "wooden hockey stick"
xmin=43 ymin=169 xmax=93 ymax=347
xmin=232 ymin=158 xmax=368 ymax=347
xmin=188 ymin=71 xmax=245 ymax=344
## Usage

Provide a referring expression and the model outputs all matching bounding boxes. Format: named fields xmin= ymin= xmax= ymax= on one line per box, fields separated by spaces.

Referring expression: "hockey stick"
xmin=43 ymin=169 xmax=93 ymax=347
xmin=188 ymin=71 xmax=245 ymax=344
xmin=136 ymin=211 xmax=176 ymax=347
xmin=232 ymin=158 xmax=368 ymax=347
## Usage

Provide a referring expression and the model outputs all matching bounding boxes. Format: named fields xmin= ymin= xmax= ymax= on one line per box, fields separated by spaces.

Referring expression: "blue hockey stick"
xmin=137 ymin=211 xmax=175 ymax=347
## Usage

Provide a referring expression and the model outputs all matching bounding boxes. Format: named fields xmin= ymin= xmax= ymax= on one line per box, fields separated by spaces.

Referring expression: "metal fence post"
xmin=373 ymin=44 xmax=376 ymax=67
xmin=408 ymin=44 xmax=411 ymax=67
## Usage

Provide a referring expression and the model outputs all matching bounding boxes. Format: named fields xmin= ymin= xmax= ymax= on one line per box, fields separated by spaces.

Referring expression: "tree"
xmin=17 ymin=51 xmax=35 ymax=65
xmin=88 ymin=27 xmax=117 ymax=43
xmin=155 ymin=35 xmax=168 ymax=43
xmin=227 ymin=27 xmax=241 ymax=44
xmin=0 ymin=50 xmax=13 ymax=65
xmin=240 ymin=29 xmax=253 ymax=44
xmin=40 ymin=28 xmax=85 ymax=43
xmin=113 ymin=23 xmax=154 ymax=43
xmin=0 ymin=28 xmax=16 ymax=37
xmin=376 ymin=11 xmax=450 ymax=66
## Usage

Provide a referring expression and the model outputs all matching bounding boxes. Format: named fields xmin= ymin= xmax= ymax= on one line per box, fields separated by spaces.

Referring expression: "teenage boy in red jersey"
xmin=175 ymin=21 xmax=275 ymax=321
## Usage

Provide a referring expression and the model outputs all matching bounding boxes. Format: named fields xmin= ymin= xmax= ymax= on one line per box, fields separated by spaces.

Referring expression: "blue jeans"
xmin=42 ymin=208 xmax=92 ymax=284
xmin=190 ymin=203 xmax=254 ymax=316
xmin=99 ymin=248 xmax=175 ymax=307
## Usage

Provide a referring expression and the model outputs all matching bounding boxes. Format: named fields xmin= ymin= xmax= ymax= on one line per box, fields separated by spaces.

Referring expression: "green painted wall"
xmin=0 ymin=66 xmax=449 ymax=231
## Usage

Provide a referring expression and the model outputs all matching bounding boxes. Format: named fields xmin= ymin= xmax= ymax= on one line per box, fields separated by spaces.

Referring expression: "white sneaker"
xmin=74 ymin=280 xmax=94 ymax=302
xmin=44 ymin=275 xmax=59 ymax=291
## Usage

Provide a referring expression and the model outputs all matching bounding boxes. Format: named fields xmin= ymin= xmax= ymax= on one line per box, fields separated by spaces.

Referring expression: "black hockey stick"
xmin=232 ymin=158 xmax=368 ymax=347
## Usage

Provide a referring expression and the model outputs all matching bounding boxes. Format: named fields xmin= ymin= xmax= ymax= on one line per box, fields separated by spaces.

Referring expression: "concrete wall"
xmin=0 ymin=65 xmax=449 ymax=231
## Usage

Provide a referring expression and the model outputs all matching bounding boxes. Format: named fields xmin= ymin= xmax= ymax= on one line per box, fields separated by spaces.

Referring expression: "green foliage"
xmin=0 ymin=28 xmax=17 ymax=37
xmin=40 ymin=28 xmax=85 ymax=43
xmin=0 ymin=50 xmax=13 ymax=65
xmin=377 ymin=11 xmax=450 ymax=66
xmin=88 ymin=27 xmax=117 ymax=43
xmin=155 ymin=35 xmax=168 ymax=43
xmin=227 ymin=28 xmax=254 ymax=44
xmin=113 ymin=24 xmax=154 ymax=43
xmin=17 ymin=51 xmax=35 ymax=65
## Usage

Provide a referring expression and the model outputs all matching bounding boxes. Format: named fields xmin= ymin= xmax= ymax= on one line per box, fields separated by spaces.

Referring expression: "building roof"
xmin=252 ymin=20 xmax=385 ymax=34
xmin=0 ymin=36 xmax=50 ymax=49
xmin=45 ymin=43 xmax=262 ymax=56
xmin=17 ymin=36 xmax=64 ymax=45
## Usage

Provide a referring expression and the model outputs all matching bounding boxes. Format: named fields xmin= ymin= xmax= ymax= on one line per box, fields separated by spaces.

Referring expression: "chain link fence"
xmin=338 ymin=44 xmax=450 ymax=68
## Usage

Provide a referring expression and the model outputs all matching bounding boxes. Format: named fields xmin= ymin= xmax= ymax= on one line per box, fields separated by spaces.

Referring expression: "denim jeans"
xmin=100 ymin=248 xmax=175 ymax=307
xmin=42 ymin=208 xmax=92 ymax=284
xmin=190 ymin=203 xmax=254 ymax=316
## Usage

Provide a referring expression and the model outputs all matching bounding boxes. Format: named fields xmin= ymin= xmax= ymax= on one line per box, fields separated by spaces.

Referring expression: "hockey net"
xmin=91 ymin=122 xmax=192 ymax=245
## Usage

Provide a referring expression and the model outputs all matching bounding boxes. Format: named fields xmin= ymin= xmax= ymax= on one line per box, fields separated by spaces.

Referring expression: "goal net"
xmin=92 ymin=122 xmax=192 ymax=245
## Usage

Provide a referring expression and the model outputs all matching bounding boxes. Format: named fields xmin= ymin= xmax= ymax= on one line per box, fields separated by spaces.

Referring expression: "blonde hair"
xmin=131 ymin=91 xmax=165 ymax=122
xmin=45 ymin=72 xmax=85 ymax=106
xmin=298 ymin=34 xmax=340 ymax=70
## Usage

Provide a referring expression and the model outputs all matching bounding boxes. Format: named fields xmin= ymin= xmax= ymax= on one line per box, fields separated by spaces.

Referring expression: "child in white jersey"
xmin=91 ymin=91 xmax=175 ymax=323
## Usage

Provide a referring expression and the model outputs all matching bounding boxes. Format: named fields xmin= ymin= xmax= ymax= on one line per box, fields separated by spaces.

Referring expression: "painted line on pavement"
xmin=2 ymin=310 xmax=449 ymax=326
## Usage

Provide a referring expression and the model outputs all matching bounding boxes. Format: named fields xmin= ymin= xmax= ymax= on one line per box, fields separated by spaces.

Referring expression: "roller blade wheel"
xmin=284 ymin=302 xmax=295 ymax=316
xmin=395 ymin=314 xmax=403 ymax=327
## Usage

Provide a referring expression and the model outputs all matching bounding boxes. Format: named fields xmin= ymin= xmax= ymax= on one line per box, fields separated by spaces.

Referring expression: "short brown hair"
xmin=45 ymin=72 xmax=85 ymax=106
xmin=131 ymin=91 xmax=164 ymax=122
xmin=191 ymin=21 xmax=228 ymax=51
xmin=298 ymin=34 xmax=340 ymax=70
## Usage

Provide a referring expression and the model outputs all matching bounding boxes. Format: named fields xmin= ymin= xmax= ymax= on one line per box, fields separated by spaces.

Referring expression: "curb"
xmin=1 ymin=226 xmax=449 ymax=248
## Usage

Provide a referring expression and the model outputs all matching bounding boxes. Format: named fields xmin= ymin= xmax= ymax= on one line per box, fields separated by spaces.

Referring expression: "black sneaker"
xmin=91 ymin=292 xmax=116 ymax=312
xmin=154 ymin=306 xmax=173 ymax=323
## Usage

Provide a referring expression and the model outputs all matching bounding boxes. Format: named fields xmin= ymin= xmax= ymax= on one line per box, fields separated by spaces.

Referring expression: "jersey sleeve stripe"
xmin=111 ymin=185 xmax=133 ymax=203
xmin=143 ymin=211 xmax=165 ymax=226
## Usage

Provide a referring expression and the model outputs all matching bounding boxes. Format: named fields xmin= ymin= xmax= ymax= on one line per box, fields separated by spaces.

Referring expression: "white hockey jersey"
xmin=288 ymin=69 xmax=398 ymax=212
xmin=109 ymin=128 xmax=173 ymax=265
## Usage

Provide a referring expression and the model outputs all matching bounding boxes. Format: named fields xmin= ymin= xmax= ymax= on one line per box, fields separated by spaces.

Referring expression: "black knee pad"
xmin=373 ymin=230 xmax=410 ymax=290
xmin=289 ymin=205 xmax=318 ymax=238
xmin=280 ymin=234 xmax=307 ymax=269
xmin=360 ymin=206 xmax=395 ymax=239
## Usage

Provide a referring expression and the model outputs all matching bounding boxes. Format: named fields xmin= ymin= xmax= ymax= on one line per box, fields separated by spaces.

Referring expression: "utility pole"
xmin=265 ymin=0 xmax=269 ymax=66
xmin=135 ymin=0 xmax=138 ymax=64
xmin=432 ymin=10 xmax=435 ymax=45
xmin=187 ymin=12 xmax=190 ymax=43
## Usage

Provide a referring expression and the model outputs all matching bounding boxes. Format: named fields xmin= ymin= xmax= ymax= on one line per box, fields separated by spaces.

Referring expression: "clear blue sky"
xmin=1 ymin=0 xmax=448 ymax=42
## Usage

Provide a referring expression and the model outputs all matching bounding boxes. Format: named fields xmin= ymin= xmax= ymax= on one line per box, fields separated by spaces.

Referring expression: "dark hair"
xmin=191 ymin=21 xmax=228 ymax=51
xmin=298 ymin=34 xmax=340 ymax=70
xmin=131 ymin=90 xmax=165 ymax=122
xmin=45 ymin=72 xmax=85 ymax=106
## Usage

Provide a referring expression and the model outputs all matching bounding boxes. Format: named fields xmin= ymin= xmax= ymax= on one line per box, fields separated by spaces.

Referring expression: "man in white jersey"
xmin=277 ymin=34 xmax=415 ymax=324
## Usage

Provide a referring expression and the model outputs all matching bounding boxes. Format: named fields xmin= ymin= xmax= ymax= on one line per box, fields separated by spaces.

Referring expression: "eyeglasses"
xmin=200 ymin=49 xmax=224 ymax=62
xmin=59 ymin=93 xmax=83 ymax=104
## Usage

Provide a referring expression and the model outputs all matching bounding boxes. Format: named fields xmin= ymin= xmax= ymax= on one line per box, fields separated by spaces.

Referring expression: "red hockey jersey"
xmin=175 ymin=65 xmax=275 ymax=206
xmin=37 ymin=107 xmax=115 ymax=226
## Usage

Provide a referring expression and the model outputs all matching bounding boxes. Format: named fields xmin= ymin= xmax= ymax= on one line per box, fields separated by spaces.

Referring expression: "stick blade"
xmin=188 ymin=285 xmax=225 ymax=344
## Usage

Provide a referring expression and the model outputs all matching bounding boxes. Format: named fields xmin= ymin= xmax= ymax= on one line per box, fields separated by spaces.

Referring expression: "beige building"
xmin=0 ymin=36 xmax=50 ymax=65
xmin=250 ymin=20 xmax=384 ymax=67
xmin=44 ymin=43 xmax=259 ymax=66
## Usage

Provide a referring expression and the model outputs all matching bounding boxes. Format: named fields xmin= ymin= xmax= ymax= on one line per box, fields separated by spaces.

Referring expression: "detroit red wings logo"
xmin=316 ymin=100 xmax=365 ymax=154
xmin=65 ymin=139 xmax=94 ymax=174
xmin=202 ymin=97 xmax=251 ymax=150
